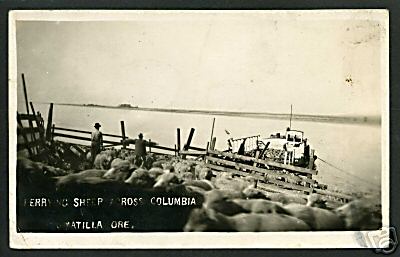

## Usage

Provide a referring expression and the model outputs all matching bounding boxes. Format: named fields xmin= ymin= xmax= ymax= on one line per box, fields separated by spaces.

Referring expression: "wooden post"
xmin=30 ymin=101 xmax=44 ymax=142
xmin=29 ymin=101 xmax=36 ymax=117
xmin=17 ymin=112 xmax=33 ymax=157
xmin=185 ymin=128 xmax=195 ymax=150
xmin=174 ymin=144 xmax=177 ymax=157
xmin=120 ymin=121 xmax=126 ymax=149
xmin=46 ymin=103 xmax=54 ymax=141
xmin=21 ymin=74 xmax=38 ymax=143
xmin=177 ymin=128 xmax=181 ymax=153
xmin=308 ymin=149 xmax=315 ymax=170
xmin=51 ymin=124 xmax=55 ymax=142
xmin=182 ymin=128 xmax=195 ymax=160
xmin=205 ymin=142 xmax=210 ymax=163
xmin=22 ymin=74 xmax=30 ymax=115
xmin=305 ymin=149 xmax=315 ymax=192
xmin=149 ymin=139 xmax=152 ymax=153
xmin=210 ymin=137 xmax=216 ymax=150
xmin=209 ymin=117 xmax=215 ymax=148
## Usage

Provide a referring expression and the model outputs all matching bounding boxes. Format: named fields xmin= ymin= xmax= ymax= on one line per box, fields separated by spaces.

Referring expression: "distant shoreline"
xmin=41 ymin=102 xmax=381 ymax=126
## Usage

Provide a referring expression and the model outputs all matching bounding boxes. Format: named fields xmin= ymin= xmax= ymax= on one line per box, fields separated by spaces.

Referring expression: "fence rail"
xmin=52 ymin=126 xmax=180 ymax=155
xmin=54 ymin=127 xmax=124 ymax=139
xmin=207 ymin=149 xmax=317 ymax=175
xmin=17 ymin=112 xmax=46 ymax=160
xmin=205 ymin=148 xmax=351 ymax=203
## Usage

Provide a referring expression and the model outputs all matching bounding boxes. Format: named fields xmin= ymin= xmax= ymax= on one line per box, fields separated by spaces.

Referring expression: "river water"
xmin=31 ymin=103 xmax=382 ymax=197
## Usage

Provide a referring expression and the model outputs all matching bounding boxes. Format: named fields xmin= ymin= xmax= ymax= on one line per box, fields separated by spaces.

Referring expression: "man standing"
xmin=135 ymin=133 xmax=147 ymax=166
xmin=91 ymin=122 xmax=103 ymax=165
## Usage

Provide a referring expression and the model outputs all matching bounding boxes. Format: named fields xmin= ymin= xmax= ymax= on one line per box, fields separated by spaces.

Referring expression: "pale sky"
xmin=15 ymin=11 xmax=386 ymax=116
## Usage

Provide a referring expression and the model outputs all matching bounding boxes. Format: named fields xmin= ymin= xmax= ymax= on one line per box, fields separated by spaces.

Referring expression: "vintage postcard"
xmin=9 ymin=10 xmax=389 ymax=249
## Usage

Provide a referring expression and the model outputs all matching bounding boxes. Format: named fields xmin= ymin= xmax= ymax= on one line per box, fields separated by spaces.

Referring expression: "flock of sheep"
xmin=17 ymin=147 xmax=382 ymax=232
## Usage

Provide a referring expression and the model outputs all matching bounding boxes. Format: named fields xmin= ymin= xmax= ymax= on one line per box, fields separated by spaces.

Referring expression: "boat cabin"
xmin=259 ymin=128 xmax=311 ymax=168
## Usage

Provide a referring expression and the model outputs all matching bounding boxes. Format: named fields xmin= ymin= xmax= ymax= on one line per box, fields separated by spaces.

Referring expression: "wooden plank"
xmin=184 ymin=128 xmax=195 ymax=150
xmin=189 ymin=146 xmax=205 ymax=151
xmin=104 ymin=142 xmax=123 ymax=148
xmin=151 ymin=144 xmax=176 ymax=152
xmin=208 ymin=149 xmax=317 ymax=175
xmin=18 ymin=127 xmax=41 ymax=134
xmin=17 ymin=113 xmax=33 ymax=157
xmin=46 ymin=103 xmax=54 ymax=141
xmin=308 ymin=149 xmax=315 ymax=170
xmin=210 ymin=137 xmax=216 ymax=150
xmin=206 ymin=163 xmax=264 ymax=180
xmin=120 ymin=121 xmax=126 ymax=149
xmin=209 ymin=117 xmax=215 ymax=146
xmin=149 ymin=139 xmax=152 ymax=153
xmin=22 ymin=74 xmax=30 ymax=114
xmin=21 ymin=75 xmax=37 ymax=144
xmin=182 ymin=128 xmax=195 ymax=159
xmin=206 ymin=162 xmax=311 ymax=192
xmin=18 ymin=114 xmax=36 ymax=121
xmin=205 ymin=156 xmax=315 ymax=184
xmin=52 ymin=132 xmax=120 ymax=145
xmin=313 ymin=188 xmax=353 ymax=200
xmin=54 ymin=127 xmax=123 ymax=138
xmin=231 ymin=135 xmax=260 ymax=142
xmin=30 ymin=102 xmax=45 ymax=141
xmin=177 ymin=128 xmax=181 ymax=152
xmin=51 ymin=124 xmax=55 ymax=142
xmin=257 ymin=181 xmax=308 ymax=199
xmin=179 ymin=150 xmax=207 ymax=156
xmin=266 ymin=177 xmax=313 ymax=193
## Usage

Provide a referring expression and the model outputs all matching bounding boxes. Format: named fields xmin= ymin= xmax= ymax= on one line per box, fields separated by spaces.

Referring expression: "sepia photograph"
xmin=9 ymin=10 xmax=389 ymax=248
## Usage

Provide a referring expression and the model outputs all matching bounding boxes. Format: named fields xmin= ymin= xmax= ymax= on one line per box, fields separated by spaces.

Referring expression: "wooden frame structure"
xmin=204 ymin=148 xmax=353 ymax=203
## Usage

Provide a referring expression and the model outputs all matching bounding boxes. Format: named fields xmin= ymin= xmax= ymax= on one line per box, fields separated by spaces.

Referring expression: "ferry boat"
xmin=228 ymin=127 xmax=315 ymax=170
xmin=258 ymin=128 xmax=314 ymax=169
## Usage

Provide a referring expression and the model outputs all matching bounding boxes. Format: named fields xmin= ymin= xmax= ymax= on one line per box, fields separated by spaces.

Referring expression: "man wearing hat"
xmin=91 ymin=122 xmax=104 ymax=165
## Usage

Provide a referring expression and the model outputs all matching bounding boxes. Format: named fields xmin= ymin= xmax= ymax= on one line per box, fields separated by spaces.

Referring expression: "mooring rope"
xmin=317 ymin=157 xmax=380 ymax=189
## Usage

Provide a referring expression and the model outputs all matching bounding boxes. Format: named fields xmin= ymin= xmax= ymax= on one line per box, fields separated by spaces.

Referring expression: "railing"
xmin=229 ymin=135 xmax=260 ymax=153
xmin=17 ymin=111 xmax=46 ymax=160
xmin=204 ymin=148 xmax=352 ymax=203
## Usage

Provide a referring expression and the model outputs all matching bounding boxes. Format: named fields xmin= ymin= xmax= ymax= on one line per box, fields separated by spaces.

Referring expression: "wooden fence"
xmin=204 ymin=148 xmax=353 ymax=203
xmin=51 ymin=122 xmax=205 ymax=157
xmin=17 ymin=111 xmax=46 ymax=160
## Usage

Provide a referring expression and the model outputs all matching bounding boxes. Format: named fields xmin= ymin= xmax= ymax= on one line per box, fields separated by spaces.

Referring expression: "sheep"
xmin=213 ymin=176 xmax=252 ymax=192
xmin=184 ymin=208 xmax=310 ymax=232
xmin=153 ymin=171 xmax=180 ymax=188
xmin=284 ymin=203 xmax=345 ymax=230
xmin=202 ymin=190 xmax=248 ymax=216
xmin=306 ymin=193 xmax=329 ymax=209
xmin=194 ymin=165 xmax=214 ymax=180
xmin=183 ymin=180 xmax=214 ymax=191
xmin=148 ymin=167 xmax=164 ymax=179
xmin=103 ymin=158 xmax=135 ymax=181
xmin=335 ymin=199 xmax=381 ymax=230
xmin=54 ymin=169 xmax=112 ymax=191
xmin=232 ymin=199 xmax=291 ymax=215
xmin=124 ymin=168 xmax=155 ymax=188
xmin=242 ymin=186 xmax=269 ymax=200
xmin=264 ymin=192 xmax=307 ymax=205
xmin=93 ymin=151 xmax=113 ymax=170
